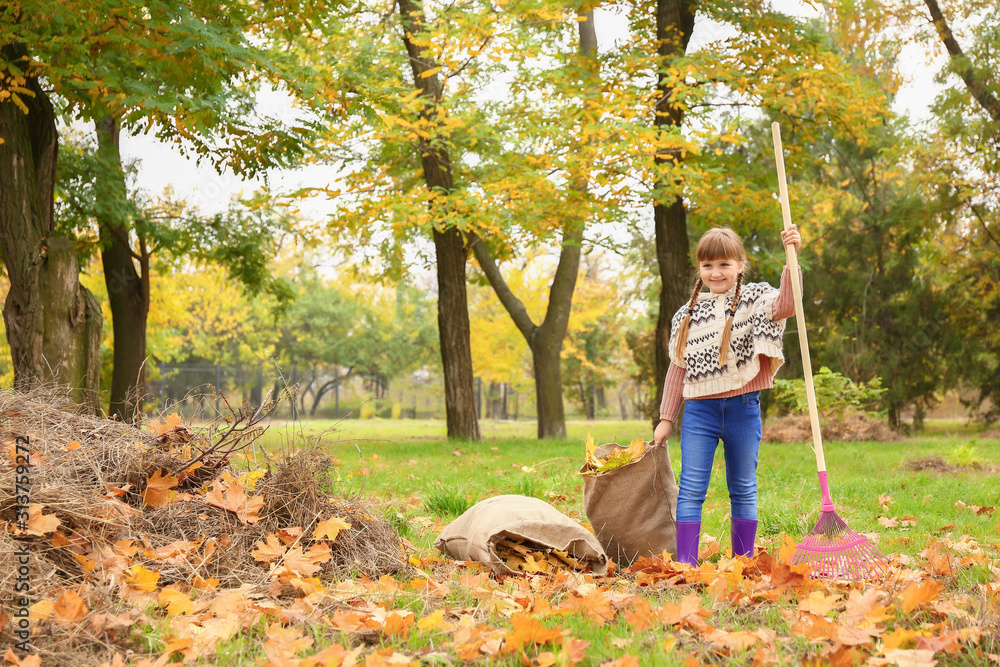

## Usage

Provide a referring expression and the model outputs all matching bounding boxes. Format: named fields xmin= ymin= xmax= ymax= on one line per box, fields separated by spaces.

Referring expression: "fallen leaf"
xmin=158 ymin=587 xmax=194 ymax=616
xmin=382 ymin=612 xmax=414 ymax=638
xmin=22 ymin=504 xmax=60 ymax=536
xmin=143 ymin=470 xmax=180 ymax=509
xmin=124 ymin=565 xmax=161 ymax=592
xmin=53 ymin=589 xmax=88 ymax=622
xmin=502 ymin=612 xmax=563 ymax=653
xmin=204 ymin=479 xmax=264 ymax=524
xmin=4 ymin=649 xmax=42 ymax=667
xmin=797 ymin=591 xmax=840 ymax=616
xmin=901 ymin=580 xmax=942 ymax=613
xmin=276 ymin=527 xmax=303 ymax=545
xmin=282 ymin=547 xmax=324 ymax=577
xmin=252 ymin=534 xmax=286 ymax=563
xmin=883 ymin=648 xmax=937 ymax=667
xmin=778 ymin=534 xmax=798 ymax=562
xmin=263 ymin=622 xmax=314 ymax=664
xmin=313 ymin=516 xmax=352 ymax=542
xmin=66 ymin=440 xmax=81 ymax=452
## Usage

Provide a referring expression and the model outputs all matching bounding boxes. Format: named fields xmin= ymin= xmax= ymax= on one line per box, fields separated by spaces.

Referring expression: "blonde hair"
xmin=673 ymin=228 xmax=747 ymax=367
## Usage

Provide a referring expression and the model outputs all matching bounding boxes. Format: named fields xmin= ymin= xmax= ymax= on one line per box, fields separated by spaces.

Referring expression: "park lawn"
xmin=144 ymin=418 xmax=997 ymax=665
xmin=256 ymin=418 xmax=1000 ymax=561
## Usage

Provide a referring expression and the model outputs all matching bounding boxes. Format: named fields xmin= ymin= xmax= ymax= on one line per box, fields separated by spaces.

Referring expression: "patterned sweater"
xmin=659 ymin=266 xmax=798 ymax=421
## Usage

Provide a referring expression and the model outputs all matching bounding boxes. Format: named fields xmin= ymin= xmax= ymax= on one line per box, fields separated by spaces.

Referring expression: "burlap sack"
xmin=434 ymin=494 xmax=608 ymax=575
xmin=581 ymin=441 xmax=678 ymax=566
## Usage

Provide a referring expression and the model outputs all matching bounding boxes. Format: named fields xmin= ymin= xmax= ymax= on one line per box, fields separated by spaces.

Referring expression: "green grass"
xmin=255 ymin=417 xmax=1000 ymax=558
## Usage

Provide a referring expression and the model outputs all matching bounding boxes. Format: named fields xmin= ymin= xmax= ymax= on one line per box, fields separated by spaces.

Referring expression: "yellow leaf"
xmin=125 ymin=565 xmax=161 ymax=592
xmin=419 ymin=66 xmax=443 ymax=79
xmin=314 ymin=516 xmax=352 ymax=542
xmin=29 ymin=600 xmax=54 ymax=621
xmin=158 ymin=587 xmax=194 ymax=616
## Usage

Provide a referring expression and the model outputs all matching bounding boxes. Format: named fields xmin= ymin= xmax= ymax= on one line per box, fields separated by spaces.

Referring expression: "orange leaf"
xmin=624 ymin=597 xmax=658 ymax=631
xmin=561 ymin=637 xmax=590 ymax=665
xmin=3 ymin=648 xmax=42 ymax=667
xmin=263 ymin=621 xmax=314 ymax=664
xmin=382 ymin=612 xmax=414 ymax=639
xmin=276 ymin=526 xmax=303 ymax=545
xmin=252 ymin=535 xmax=287 ymax=563
xmin=560 ymin=590 xmax=616 ymax=626
xmin=204 ymin=479 xmax=265 ymax=523
xmin=834 ymin=624 xmax=881 ymax=646
xmin=53 ymin=589 xmax=88 ymax=622
xmin=901 ymin=580 xmax=942 ymax=614
xmin=502 ymin=612 xmax=563 ymax=653
xmin=23 ymin=504 xmax=60 ymax=536
xmin=660 ymin=593 xmax=711 ymax=628
xmin=72 ymin=553 xmax=96 ymax=574
xmin=143 ymin=469 xmax=180 ymax=509
xmin=66 ymin=440 xmax=81 ymax=452
xmin=313 ymin=516 xmax=352 ymax=542
xmin=282 ymin=547 xmax=323 ymax=577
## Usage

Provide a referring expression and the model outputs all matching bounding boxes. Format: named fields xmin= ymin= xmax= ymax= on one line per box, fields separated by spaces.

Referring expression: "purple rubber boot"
xmin=731 ymin=517 xmax=758 ymax=558
xmin=675 ymin=520 xmax=701 ymax=566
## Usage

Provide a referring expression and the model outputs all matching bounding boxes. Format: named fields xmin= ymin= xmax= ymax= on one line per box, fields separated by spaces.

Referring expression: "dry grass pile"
xmin=763 ymin=413 xmax=899 ymax=443
xmin=0 ymin=386 xmax=402 ymax=615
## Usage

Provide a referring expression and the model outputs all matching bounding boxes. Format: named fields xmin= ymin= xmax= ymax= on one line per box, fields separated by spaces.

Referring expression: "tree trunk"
xmin=0 ymin=43 xmax=101 ymax=410
xmin=652 ymin=0 xmax=696 ymax=425
xmin=923 ymin=0 xmax=1000 ymax=123
xmin=95 ymin=116 xmax=150 ymax=422
xmin=398 ymin=0 xmax=480 ymax=440
xmin=467 ymin=13 xmax=597 ymax=440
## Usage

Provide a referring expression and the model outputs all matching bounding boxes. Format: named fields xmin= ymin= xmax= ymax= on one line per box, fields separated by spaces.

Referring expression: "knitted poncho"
xmin=668 ymin=279 xmax=787 ymax=398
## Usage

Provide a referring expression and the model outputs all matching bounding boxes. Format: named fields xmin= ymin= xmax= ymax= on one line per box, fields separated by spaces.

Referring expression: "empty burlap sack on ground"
xmin=582 ymin=442 xmax=678 ymax=566
xmin=434 ymin=494 xmax=608 ymax=575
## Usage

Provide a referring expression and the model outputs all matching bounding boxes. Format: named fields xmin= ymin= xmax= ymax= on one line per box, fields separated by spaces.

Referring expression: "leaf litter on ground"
xmin=2 ymin=391 xmax=999 ymax=666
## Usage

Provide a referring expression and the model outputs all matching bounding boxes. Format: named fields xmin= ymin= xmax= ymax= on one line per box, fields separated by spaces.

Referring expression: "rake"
xmin=771 ymin=123 xmax=890 ymax=580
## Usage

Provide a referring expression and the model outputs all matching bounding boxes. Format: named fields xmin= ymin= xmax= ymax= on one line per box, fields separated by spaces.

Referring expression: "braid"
xmin=674 ymin=279 xmax=703 ymax=364
xmin=717 ymin=271 xmax=744 ymax=367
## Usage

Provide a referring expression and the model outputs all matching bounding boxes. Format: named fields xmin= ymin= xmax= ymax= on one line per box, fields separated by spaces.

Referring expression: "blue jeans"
xmin=676 ymin=391 xmax=762 ymax=522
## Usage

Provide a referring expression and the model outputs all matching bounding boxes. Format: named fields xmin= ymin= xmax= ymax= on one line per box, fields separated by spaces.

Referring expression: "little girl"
xmin=653 ymin=225 xmax=801 ymax=565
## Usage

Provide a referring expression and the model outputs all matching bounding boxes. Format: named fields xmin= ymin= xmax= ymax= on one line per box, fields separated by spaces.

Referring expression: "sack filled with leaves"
xmin=433 ymin=494 xmax=608 ymax=575
xmin=581 ymin=435 xmax=678 ymax=566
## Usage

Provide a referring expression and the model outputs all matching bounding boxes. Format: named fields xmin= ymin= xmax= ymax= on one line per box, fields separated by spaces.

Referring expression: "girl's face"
xmin=700 ymin=257 xmax=744 ymax=294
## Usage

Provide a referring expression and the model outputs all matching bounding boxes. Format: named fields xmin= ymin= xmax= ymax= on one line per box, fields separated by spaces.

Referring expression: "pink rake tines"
xmin=790 ymin=472 xmax=890 ymax=580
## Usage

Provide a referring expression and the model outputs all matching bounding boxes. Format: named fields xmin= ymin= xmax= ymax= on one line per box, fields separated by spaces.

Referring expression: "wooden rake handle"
xmin=771 ymin=122 xmax=827 ymax=474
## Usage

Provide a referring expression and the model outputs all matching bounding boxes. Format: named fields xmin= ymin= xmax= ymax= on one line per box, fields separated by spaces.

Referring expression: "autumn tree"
xmin=468 ymin=8 xmax=601 ymax=439
xmin=3 ymin=0 xmax=319 ymax=420
xmin=275 ymin=273 xmax=438 ymax=416
xmin=0 ymin=38 xmax=102 ymax=408
xmin=910 ymin=0 xmax=1000 ymax=420
xmin=56 ymin=133 xmax=299 ymax=420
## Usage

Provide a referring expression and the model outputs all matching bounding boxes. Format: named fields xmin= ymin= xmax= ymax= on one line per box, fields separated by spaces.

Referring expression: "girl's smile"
xmin=700 ymin=258 xmax=745 ymax=294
